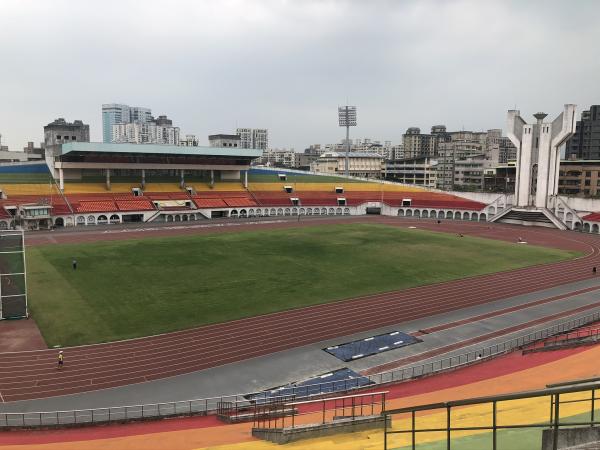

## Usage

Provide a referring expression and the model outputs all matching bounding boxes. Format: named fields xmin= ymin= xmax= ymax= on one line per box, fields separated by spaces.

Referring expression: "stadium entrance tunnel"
xmin=366 ymin=207 xmax=381 ymax=215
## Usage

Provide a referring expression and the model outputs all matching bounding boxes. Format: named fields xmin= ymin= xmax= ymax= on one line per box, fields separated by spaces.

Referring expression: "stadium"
xmin=2 ymin=109 xmax=600 ymax=450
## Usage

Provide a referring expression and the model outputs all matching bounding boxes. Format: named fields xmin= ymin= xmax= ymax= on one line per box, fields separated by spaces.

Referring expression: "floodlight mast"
xmin=338 ymin=106 xmax=357 ymax=177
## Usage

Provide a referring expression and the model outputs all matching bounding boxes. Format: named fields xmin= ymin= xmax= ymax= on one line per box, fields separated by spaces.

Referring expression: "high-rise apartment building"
xmin=402 ymin=127 xmax=446 ymax=159
xmin=436 ymin=130 xmax=493 ymax=191
xmin=236 ymin=128 xmax=268 ymax=150
xmin=112 ymin=121 xmax=180 ymax=145
xmin=102 ymin=103 xmax=152 ymax=143
xmin=565 ymin=105 xmax=600 ymax=160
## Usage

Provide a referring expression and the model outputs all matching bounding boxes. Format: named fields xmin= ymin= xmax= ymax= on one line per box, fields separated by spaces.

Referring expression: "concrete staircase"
xmin=490 ymin=207 xmax=567 ymax=230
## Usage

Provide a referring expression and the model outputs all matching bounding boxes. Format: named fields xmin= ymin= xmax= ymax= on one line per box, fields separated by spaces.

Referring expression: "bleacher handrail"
xmin=382 ymin=379 xmax=600 ymax=450
xmin=1 ymin=309 xmax=598 ymax=428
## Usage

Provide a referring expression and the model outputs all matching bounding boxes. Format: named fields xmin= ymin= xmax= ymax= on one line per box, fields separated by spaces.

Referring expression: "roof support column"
xmin=210 ymin=170 xmax=214 ymax=186
xmin=244 ymin=170 xmax=248 ymax=189
xmin=180 ymin=169 xmax=185 ymax=189
xmin=105 ymin=168 xmax=111 ymax=191
xmin=58 ymin=168 xmax=64 ymax=191
xmin=141 ymin=169 xmax=145 ymax=189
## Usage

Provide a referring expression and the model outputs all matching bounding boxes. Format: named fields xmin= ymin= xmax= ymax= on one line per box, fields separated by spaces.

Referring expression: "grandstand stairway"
xmin=492 ymin=207 xmax=567 ymax=229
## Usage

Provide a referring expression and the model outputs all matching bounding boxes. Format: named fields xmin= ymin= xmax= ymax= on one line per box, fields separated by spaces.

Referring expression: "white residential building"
xmin=310 ymin=152 xmax=383 ymax=178
xmin=112 ymin=122 xmax=180 ymax=145
xmin=258 ymin=148 xmax=298 ymax=167
xmin=384 ymin=156 xmax=438 ymax=187
xmin=236 ymin=128 xmax=269 ymax=150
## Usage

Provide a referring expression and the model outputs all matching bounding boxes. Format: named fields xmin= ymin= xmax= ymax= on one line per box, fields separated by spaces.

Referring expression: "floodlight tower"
xmin=338 ymin=106 xmax=357 ymax=177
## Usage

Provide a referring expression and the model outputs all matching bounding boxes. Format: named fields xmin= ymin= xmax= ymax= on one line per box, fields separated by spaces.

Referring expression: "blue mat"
xmin=324 ymin=331 xmax=420 ymax=362
xmin=245 ymin=368 xmax=373 ymax=403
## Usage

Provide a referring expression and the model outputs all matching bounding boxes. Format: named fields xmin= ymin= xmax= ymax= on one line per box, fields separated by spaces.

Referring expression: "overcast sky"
xmin=1 ymin=0 xmax=599 ymax=151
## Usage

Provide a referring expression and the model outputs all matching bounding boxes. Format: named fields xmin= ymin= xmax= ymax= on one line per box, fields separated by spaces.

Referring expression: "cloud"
xmin=0 ymin=0 xmax=599 ymax=151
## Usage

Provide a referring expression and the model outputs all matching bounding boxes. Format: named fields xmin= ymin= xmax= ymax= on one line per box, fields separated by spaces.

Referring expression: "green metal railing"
xmin=383 ymin=381 xmax=600 ymax=450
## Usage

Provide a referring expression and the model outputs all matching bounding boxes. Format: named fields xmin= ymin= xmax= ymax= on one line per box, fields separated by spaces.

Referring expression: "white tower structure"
xmin=506 ymin=105 xmax=577 ymax=209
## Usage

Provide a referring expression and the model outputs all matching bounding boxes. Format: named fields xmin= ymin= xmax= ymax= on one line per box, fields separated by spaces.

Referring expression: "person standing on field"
xmin=57 ymin=351 xmax=64 ymax=370
xmin=72 ymin=259 xmax=77 ymax=270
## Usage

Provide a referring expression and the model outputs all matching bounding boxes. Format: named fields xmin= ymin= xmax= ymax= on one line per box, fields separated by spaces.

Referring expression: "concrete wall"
xmin=542 ymin=426 xmax=600 ymax=450
xmin=252 ymin=416 xmax=388 ymax=444
xmin=447 ymin=191 xmax=515 ymax=205
xmin=220 ymin=170 xmax=241 ymax=181
xmin=559 ymin=196 xmax=600 ymax=215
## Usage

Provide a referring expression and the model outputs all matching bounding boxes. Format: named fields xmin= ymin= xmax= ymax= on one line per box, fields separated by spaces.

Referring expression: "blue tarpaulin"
xmin=324 ymin=331 xmax=420 ymax=362
xmin=245 ymin=368 xmax=373 ymax=403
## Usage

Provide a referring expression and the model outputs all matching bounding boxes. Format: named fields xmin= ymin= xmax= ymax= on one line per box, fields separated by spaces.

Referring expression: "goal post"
xmin=0 ymin=230 xmax=27 ymax=319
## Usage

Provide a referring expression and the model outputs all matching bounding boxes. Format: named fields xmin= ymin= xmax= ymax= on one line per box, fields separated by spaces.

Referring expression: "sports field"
xmin=26 ymin=223 xmax=580 ymax=346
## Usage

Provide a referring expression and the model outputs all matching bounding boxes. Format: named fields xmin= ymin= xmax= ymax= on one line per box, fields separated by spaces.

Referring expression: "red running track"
xmin=1 ymin=217 xmax=600 ymax=402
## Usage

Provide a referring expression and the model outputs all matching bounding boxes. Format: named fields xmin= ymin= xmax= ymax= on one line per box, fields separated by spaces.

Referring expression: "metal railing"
xmin=253 ymin=391 xmax=387 ymax=430
xmin=367 ymin=310 xmax=600 ymax=386
xmin=1 ymin=310 xmax=599 ymax=428
xmin=523 ymin=325 xmax=600 ymax=354
xmin=383 ymin=381 xmax=600 ymax=450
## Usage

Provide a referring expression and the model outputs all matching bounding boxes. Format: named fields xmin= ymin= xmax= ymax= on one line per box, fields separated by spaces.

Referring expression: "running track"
xmin=1 ymin=217 xmax=600 ymax=402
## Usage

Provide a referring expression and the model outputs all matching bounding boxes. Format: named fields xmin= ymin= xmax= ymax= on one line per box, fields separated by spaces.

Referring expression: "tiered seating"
xmin=193 ymin=198 xmax=228 ymax=208
xmin=223 ymin=198 xmax=257 ymax=207
xmin=247 ymin=187 xmax=485 ymax=210
xmin=144 ymin=193 xmax=189 ymax=200
xmin=0 ymin=172 xmax=486 ymax=218
xmin=247 ymin=182 xmax=426 ymax=193
xmin=192 ymin=192 xmax=257 ymax=209
xmin=63 ymin=183 xmax=110 ymax=194
xmin=115 ymin=199 xmax=155 ymax=211
xmin=583 ymin=212 xmax=600 ymax=222
xmin=251 ymin=191 xmax=295 ymax=206
xmin=192 ymin=182 xmax=246 ymax=192
xmin=0 ymin=180 xmax=73 ymax=215
xmin=141 ymin=183 xmax=183 ymax=193
xmin=1 ymin=183 xmax=61 ymax=197
xmin=74 ymin=200 xmax=117 ymax=213
xmin=66 ymin=193 xmax=156 ymax=213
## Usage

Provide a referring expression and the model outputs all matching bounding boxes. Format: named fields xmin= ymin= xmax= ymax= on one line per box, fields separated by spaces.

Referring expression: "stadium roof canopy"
xmin=58 ymin=142 xmax=262 ymax=158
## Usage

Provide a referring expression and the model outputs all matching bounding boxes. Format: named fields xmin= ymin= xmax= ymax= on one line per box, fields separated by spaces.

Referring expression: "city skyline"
xmin=1 ymin=0 xmax=600 ymax=151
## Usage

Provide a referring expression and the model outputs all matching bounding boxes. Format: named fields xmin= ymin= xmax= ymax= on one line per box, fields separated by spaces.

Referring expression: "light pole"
xmin=338 ymin=106 xmax=357 ymax=177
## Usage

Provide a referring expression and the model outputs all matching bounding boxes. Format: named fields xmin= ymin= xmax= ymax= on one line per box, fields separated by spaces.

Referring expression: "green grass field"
xmin=26 ymin=223 xmax=580 ymax=347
